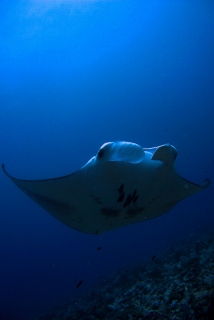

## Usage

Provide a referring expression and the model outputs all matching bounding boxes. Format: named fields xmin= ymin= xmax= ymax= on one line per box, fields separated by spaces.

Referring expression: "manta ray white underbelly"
xmin=2 ymin=141 xmax=210 ymax=234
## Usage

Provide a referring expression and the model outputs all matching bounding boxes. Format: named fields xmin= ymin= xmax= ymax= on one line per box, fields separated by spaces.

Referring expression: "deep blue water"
xmin=0 ymin=1 xmax=214 ymax=319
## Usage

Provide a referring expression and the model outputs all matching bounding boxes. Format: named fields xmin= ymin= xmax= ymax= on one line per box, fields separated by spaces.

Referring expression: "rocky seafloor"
xmin=35 ymin=231 xmax=214 ymax=320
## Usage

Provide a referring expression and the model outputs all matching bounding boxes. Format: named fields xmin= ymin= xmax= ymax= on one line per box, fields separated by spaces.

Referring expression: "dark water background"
xmin=0 ymin=1 xmax=214 ymax=319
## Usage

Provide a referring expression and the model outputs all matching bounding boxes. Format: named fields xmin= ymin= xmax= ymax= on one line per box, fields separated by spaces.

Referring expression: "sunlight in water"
xmin=24 ymin=0 xmax=112 ymax=17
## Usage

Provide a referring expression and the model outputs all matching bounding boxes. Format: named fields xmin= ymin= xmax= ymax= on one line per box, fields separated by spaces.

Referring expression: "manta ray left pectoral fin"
xmin=2 ymin=164 xmax=83 ymax=225
xmin=151 ymin=144 xmax=177 ymax=164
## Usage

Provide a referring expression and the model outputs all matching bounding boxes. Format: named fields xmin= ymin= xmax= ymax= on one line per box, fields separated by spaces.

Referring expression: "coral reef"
xmin=34 ymin=232 xmax=214 ymax=320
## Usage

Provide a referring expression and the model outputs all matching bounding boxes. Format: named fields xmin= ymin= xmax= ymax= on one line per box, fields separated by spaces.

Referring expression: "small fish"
xmin=76 ymin=280 xmax=83 ymax=289
xmin=152 ymin=255 xmax=156 ymax=261
xmin=97 ymin=247 xmax=102 ymax=250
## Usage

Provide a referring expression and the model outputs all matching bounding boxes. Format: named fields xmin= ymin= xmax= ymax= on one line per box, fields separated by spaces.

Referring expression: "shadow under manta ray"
xmin=2 ymin=141 xmax=211 ymax=234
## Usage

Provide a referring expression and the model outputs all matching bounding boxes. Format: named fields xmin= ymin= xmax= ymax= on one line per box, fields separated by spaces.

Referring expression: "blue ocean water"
xmin=0 ymin=0 xmax=213 ymax=319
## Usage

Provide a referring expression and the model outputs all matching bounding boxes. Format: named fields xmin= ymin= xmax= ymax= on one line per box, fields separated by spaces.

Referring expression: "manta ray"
xmin=2 ymin=141 xmax=210 ymax=234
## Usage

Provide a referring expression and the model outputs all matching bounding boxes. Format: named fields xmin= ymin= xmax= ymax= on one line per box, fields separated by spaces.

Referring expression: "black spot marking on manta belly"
xmin=122 ymin=189 xmax=139 ymax=207
xmin=123 ymin=194 xmax=132 ymax=208
xmin=117 ymin=183 xmax=124 ymax=194
xmin=132 ymin=189 xmax=137 ymax=200
xmin=100 ymin=208 xmax=120 ymax=217
xmin=117 ymin=191 xmax=125 ymax=203
xmin=133 ymin=194 xmax=139 ymax=203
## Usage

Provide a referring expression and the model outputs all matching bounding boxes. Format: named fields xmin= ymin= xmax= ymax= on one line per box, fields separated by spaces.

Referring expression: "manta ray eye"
xmin=97 ymin=148 xmax=104 ymax=159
